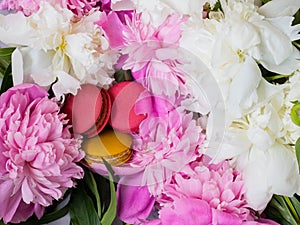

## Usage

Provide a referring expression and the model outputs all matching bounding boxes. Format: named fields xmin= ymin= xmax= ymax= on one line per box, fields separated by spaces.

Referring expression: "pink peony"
xmin=129 ymin=105 xmax=205 ymax=195
xmin=60 ymin=0 xmax=102 ymax=17
xmin=0 ymin=0 xmax=102 ymax=17
xmin=117 ymin=173 xmax=155 ymax=224
xmin=0 ymin=84 xmax=84 ymax=223
xmin=141 ymin=156 xmax=280 ymax=225
xmin=100 ymin=12 xmax=188 ymax=98
xmin=0 ymin=0 xmax=41 ymax=16
xmin=143 ymin=199 xmax=279 ymax=225
xmin=159 ymin=157 xmax=249 ymax=218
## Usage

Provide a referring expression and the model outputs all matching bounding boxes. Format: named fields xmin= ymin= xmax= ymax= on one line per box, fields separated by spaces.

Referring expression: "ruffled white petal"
xmin=258 ymin=0 xmax=300 ymax=18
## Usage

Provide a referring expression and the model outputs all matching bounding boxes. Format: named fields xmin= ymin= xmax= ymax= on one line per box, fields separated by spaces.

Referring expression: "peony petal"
xmin=211 ymin=209 xmax=242 ymax=225
xmin=98 ymin=12 xmax=126 ymax=48
xmin=260 ymin=46 xmax=300 ymax=75
xmin=52 ymin=71 xmax=81 ymax=100
xmin=257 ymin=20 xmax=294 ymax=66
xmin=266 ymin=143 xmax=300 ymax=195
xmin=0 ymin=12 xmax=34 ymax=46
xmin=11 ymin=48 xmax=24 ymax=85
xmin=160 ymin=198 xmax=212 ymax=225
xmin=228 ymin=58 xmax=261 ymax=118
xmin=117 ymin=173 xmax=155 ymax=224
xmin=258 ymin=0 xmax=300 ymax=18
xmin=21 ymin=178 xmax=34 ymax=204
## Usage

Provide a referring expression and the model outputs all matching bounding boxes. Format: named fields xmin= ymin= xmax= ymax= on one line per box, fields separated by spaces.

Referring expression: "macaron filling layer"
xmin=84 ymin=89 xmax=112 ymax=137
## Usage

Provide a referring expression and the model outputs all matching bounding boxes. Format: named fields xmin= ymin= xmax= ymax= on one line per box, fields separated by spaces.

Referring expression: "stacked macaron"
xmin=63 ymin=81 xmax=148 ymax=166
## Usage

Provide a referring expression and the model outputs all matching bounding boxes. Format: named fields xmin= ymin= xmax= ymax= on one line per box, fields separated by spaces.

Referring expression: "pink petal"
xmin=117 ymin=174 xmax=155 ymax=224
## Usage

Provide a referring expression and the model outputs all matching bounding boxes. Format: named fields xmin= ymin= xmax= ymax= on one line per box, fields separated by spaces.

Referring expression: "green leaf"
xmin=212 ymin=0 xmax=221 ymax=11
xmin=264 ymin=195 xmax=299 ymax=225
xmin=0 ymin=64 xmax=13 ymax=94
xmin=290 ymin=196 xmax=300 ymax=222
xmin=84 ymin=169 xmax=102 ymax=218
xmin=293 ymin=11 xmax=300 ymax=26
xmin=114 ymin=69 xmax=133 ymax=83
xmin=101 ymin=160 xmax=117 ymax=225
xmin=284 ymin=196 xmax=300 ymax=224
xmin=69 ymin=185 xmax=101 ymax=225
xmin=261 ymin=0 xmax=272 ymax=4
xmin=265 ymin=74 xmax=292 ymax=82
xmin=291 ymin=103 xmax=300 ymax=126
xmin=0 ymin=48 xmax=15 ymax=78
xmin=296 ymin=138 xmax=300 ymax=173
xmin=0 ymin=48 xmax=15 ymax=57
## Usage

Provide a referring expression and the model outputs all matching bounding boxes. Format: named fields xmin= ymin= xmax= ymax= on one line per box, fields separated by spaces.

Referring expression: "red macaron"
xmin=108 ymin=81 xmax=147 ymax=133
xmin=63 ymin=84 xmax=111 ymax=138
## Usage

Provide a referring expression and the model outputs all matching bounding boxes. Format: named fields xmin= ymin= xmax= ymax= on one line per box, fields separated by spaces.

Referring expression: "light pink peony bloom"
xmin=0 ymin=0 xmax=41 ymax=16
xmin=129 ymin=105 xmax=205 ymax=195
xmin=0 ymin=0 xmax=102 ymax=17
xmin=100 ymin=12 xmax=188 ymax=98
xmin=59 ymin=0 xmax=102 ymax=17
xmin=143 ymin=199 xmax=279 ymax=225
xmin=156 ymin=157 xmax=250 ymax=223
xmin=0 ymin=84 xmax=84 ymax=223
xmin=140 ymin=157 xmax=279 ymax=225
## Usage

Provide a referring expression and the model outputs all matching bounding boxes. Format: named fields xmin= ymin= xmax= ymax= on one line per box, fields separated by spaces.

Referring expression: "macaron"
xmin=83 ymin=128 xmax=133 ymax=166
xmin=63 ymin=84 xmax=111 ymax=138
xmin=108 ymin=81 xmax=147 ymax=133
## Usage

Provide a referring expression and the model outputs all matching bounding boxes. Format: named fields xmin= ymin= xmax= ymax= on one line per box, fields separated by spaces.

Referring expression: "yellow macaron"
xmin=82 ymin=128 xmax=133 ymax=166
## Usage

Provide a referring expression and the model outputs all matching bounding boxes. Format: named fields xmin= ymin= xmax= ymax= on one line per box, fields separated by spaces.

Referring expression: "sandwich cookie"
xmin=108 ymin=81 xmax=147 ymax=133
xmin=83 ymin=128 xmax=133 ymax=166
xmin=63 ymin=84 xmax=111 ymax=138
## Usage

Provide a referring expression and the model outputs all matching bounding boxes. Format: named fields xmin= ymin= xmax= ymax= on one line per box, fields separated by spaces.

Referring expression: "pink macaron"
xmin=108 ymin=81 xmax=147 ymax=133
xmin=63 ymin=84 xmax=111 ymax=138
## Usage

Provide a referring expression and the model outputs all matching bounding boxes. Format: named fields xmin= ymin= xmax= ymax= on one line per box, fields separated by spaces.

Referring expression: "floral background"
xmin=0 ymin=0 xmax=299 ymax=225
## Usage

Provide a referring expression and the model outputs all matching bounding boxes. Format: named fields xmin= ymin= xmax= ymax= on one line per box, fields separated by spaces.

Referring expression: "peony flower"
xmin=180 ymin=0 xmax=300 ymax=119
xmin=158 ymin=157 xmax=250 ymax=221
xmin=0 ymin=0 xmax=103 ymax=17
xmin=0 ymin=2 xmax=118 ymax=99
xmin=129 ymin=104 xmax=205 ymax=195
xmin=59 ymin=0 xmax=102 ymax=17
xmin=214 ymin=79 xmax=300 ymax=210
xmin=139 ymin=157 xmax=279 ymax=225
xmin=0 ymin=0 xmax=41 ymax=16
xmin=0 ymin=83 xmax=84 ymax=223
xmin=100 ymin=11 xmax=189 ymax=98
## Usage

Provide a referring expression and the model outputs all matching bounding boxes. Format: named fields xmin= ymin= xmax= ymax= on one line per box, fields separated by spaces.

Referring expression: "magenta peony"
xmin=0 ymin=84 xmax=84 ymax=223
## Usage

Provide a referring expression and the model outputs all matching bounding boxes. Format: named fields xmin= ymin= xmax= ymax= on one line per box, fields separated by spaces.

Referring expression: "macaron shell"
xmin=70 ymin=84 xmax=103 ymax=135
xmin=83 ymin=129 xmax=133 ymax=166
xmin=108 ymin=81 xmax=147 ymax=133
xmin=84 ymin=89 xmax=112 ymax=138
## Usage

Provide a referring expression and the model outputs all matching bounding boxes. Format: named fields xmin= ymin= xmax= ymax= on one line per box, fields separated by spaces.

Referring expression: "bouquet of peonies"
xmin=0 ymin=0 xmax=300 ymax=224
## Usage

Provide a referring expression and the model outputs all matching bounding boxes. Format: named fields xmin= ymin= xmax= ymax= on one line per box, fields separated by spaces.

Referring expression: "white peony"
xmin=180 ymin=0 xmax=300 ymax=119
xmin=215 ymin=78 xmax=300 ymax=210
xmin=0 ymin=2 xmax=117 ymax=99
